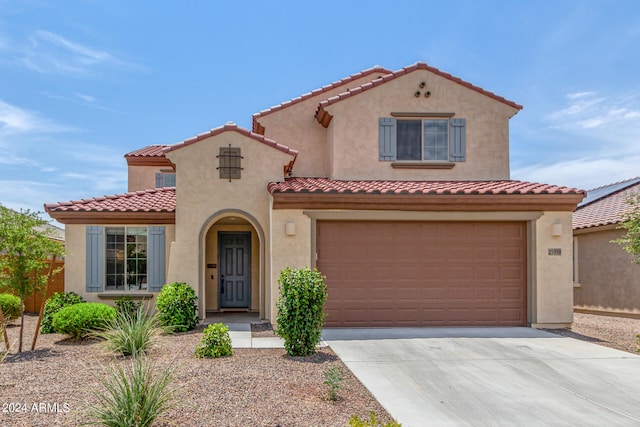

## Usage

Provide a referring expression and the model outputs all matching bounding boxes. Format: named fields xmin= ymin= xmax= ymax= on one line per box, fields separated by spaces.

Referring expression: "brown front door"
xmin=317 ymin=221 xmax=527 ymax=327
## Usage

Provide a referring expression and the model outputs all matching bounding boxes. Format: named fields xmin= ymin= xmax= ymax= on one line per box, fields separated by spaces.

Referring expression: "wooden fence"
xmin=1 ymin=259 xmax=65 ymax=313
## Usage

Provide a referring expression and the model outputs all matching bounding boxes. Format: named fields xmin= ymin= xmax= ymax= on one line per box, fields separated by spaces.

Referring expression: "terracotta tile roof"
xmin=268 ymin=178 xmax=583 ymax=195
xmin=163 ymin=122 xmax=298 ymax=158
xmin=124 ymin=145 xmax=170 ymax=158
xmin=251 ymin=65 xmax=391 ymax=134
xmin=573 ymin=180 xmax=640 ymax=230
xmin=315 ymin=62 xmax=523 ymax=127
xmin=44 ymin=188 xmax=176 ymax=213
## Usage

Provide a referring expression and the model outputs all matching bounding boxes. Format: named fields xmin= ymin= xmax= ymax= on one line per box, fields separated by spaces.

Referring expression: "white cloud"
xmin=513 ymin=156 xmax=640 ymax=191
xmin=6 ymin=30 xmax=147 ymax=76
xmin=0 ymin=99 xmax=74 ymax=135
xmin=548 ymin=91 xmax=640 ymax=132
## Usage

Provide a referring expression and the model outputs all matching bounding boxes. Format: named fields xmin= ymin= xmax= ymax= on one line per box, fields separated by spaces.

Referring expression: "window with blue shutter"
xmin=86 ymin=226 xmax=104 ymax=292
xmin=379 ymin=116 xmax=466 ymax=162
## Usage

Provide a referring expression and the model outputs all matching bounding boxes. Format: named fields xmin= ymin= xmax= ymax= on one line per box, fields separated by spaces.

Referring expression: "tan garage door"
xmin=317 ymin=221 xmax=527 ymax=327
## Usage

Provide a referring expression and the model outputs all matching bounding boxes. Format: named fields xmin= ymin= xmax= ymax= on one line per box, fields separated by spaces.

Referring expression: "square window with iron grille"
xmin=217 ymin=146 xmax=243 ymax=180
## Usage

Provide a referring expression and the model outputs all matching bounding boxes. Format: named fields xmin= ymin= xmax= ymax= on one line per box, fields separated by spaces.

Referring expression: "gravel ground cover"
xmin=1 ymin=314 xmax=392 ymax=427
xmin=545 ymin=312 xmax=640 ymax=354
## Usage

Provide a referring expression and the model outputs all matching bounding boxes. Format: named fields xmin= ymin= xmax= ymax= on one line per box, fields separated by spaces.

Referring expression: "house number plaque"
xmin=548 ymin=248 xmax=562 ymax=256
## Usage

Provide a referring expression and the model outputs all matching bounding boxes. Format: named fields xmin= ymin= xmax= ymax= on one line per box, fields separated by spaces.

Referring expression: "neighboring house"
xmin=573 ymin=178 xmax=640 ymax=318
xmin=45 ymin=62 xmax=585 ymax=328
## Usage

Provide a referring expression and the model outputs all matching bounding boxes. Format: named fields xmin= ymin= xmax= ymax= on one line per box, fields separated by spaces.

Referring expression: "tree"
xmin=614 ymin=193 xmax=640 ymax=264
xmin=0 ymin=206 xmax=65 ymax=352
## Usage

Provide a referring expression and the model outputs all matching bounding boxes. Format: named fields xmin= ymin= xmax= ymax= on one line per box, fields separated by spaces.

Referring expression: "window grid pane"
xmin=105 ymin=226 xmax=147 ymax=291
xmin=423 ymin=120 xmax=449 ymax=161
xmin=396 ymin=120 xmax=421 ymax=161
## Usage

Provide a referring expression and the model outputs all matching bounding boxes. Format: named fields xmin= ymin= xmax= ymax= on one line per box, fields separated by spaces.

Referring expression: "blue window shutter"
xmin=379 ymin=117 xmax=397 ymax=161
xmin=155 ymin=173 xmax=163 ymax=188
xmin=449 ymin=118 xmax=466 ymax=162
xmin=147 ymin=226 xmax=166 ymax=292
xmin=86 ymin=226 xmax=104 ymax=292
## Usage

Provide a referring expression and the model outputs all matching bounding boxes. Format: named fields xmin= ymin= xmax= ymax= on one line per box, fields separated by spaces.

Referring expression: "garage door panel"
xmin=318 ymin=221 xmax=527 ymax=327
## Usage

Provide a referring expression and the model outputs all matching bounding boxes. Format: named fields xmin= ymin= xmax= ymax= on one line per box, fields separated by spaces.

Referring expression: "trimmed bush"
xmin=275 ymin=267 xmax=327 ymax=357
xmin=41 ymin=291 xmax=84 ymax=334
xmin=115 ymin=295 xmax=142 ymax=319
xmin=93 ymin=308 xmax=166 ymax=357
xmin=52 ymin=302 xmax=116 ymax=340
xmin=156 ymin=282 xmax=199 ymax=332
xmin=194 ymin=323 xmax=232 ymax=359
xmin=0 ymin=293 xmax=21 ymax=320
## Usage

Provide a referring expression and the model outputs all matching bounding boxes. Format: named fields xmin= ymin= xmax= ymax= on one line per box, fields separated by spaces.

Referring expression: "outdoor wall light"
xmin=551 ymin=223 xmax=563 ymax=237
xmin=285 ymin=222 xmax=296 ymax=236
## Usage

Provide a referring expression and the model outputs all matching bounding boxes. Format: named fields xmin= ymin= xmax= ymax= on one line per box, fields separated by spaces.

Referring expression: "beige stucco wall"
xmin=574 ymin=228 xmax=640 ymax=316
xmin=165 ymin=131 xmax=294 ymax=320
xmin=63 ymin=223 xmax=175 ymax=305
xmin=269 ymin=207 xmax=313 ymax=322
xmin=256 ymin=72 xmax=388 ymax=178
xmin=530 ymin=211 xmax=575 ymax=327
xmin=128 ymin=165 xmax=173 ymax=191
xmin=324 ymin=69 xmax=518 ymax=181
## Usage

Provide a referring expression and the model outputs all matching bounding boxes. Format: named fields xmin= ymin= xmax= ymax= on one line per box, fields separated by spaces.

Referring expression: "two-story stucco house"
xmin=45 ymin=62 xmax=585 ymax=328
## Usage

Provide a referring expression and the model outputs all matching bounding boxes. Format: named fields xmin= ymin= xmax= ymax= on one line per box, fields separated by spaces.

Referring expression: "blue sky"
xmin=1 ymin=1 xmax=639 ymax=221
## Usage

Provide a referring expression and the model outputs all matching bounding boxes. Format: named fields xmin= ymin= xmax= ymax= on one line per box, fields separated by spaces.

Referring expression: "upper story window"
xmin=155 ymin=172 xmax=176 ymax=188
xmin=379 ymin=116 xmax=466 ymax=163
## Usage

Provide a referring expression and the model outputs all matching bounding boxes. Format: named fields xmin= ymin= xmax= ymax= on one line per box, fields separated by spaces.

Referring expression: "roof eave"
xmin=271 ymin=192 xmax=584 ymax=212
xmin=45 ymin=211 xmax=176 ymax=225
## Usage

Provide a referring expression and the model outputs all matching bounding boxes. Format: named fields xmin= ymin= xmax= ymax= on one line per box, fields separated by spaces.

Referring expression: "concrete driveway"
xmin=322 ymin=327 xmax=640 ymax=427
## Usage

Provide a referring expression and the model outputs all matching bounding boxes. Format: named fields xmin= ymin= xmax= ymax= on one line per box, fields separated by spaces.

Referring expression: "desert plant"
xmin=41 ymin=291 xmax=85 ymax=334
xmin=613 ymin=193 xmax=640 ymax=264
xmin=115 ymin=295 xmax=142 ymax=319
xmin=156 ymin=282 xmax=199 ymax=332
xmin=52 ymin=302 xmax=116 ymax=340
xmin=87 ymin=355 xmax=179 ymax=427
xmin=93 ymin=308 xmax=166 ymax=357
xmin=348 ymin=411 xmax=402 ymax=427
xmin=194 ymin=323 xmax=232 ymax=359
xmin=323 ymin=366 xmax=344 ymax=401
xmin=275 ymin=267 xmax=327 ymax=356
xmin=0 ymin=293 xmax=21 ymax=320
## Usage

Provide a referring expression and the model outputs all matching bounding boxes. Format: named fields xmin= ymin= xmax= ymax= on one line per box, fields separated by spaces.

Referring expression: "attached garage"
xmin=317 ymin=220 xmax=527 ymax=327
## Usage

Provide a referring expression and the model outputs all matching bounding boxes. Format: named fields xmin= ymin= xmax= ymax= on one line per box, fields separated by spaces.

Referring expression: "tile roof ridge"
xmin=44 ymin=187 xmax=175 ymax=210
xmin=314 ymin=62 xmax=523 ymax=127
xmin=251 ymin=65 xmax=391 ymax=133
xmin=163 ymin=122 xmax=298 ymax=157
xmin=124 ymin=144 xmax=171 ymax=157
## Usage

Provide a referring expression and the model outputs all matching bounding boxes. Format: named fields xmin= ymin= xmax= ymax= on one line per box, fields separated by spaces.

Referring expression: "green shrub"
xmin=156 ymin=282 xmax=199 ymax=332
xmin=93 ymin=308 xmax=166 ymax=357
xmin=52 ymin=302 xmax=116 ymax=340
xmin=349 ymin=412 xmax=402 ymax=427
xmin=88 ymin=355 xmax=179 ymax=427
xmin=194 ymin=323 xmax=232 ymax=359
xmin=115 ymin=295 xmax=142 ymax=319
xmin=275 ymin=267 xmax=327 ymax=357
xmin=0 ymin=293 xmax=21 ymax=320
xmin=41 ymin=291 xmax=84 ymax=334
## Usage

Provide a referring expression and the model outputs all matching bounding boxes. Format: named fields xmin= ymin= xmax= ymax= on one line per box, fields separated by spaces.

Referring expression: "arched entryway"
xmin=199 ymin=210 xmax=266 ymax=320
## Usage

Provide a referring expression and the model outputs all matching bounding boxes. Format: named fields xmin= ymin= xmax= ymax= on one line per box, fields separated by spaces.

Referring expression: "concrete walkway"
xmin=204 ymin=313 xmax=285 ymax=348
xmin=323 ymin=327 xmax=640 ymax=427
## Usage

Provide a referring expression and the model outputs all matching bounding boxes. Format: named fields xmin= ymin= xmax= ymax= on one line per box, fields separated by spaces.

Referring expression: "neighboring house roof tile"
xmin=251 ymin=65 xmax=391 ymax=133
xmin=267 ymin=178 xmax=582 ymax=195
xmin=44 ymin=188 xmax=176 ymax=213
xmin=573 ymin=180 xmax=640 ymax=230
xmin=314 ymin=62 xmax=523 ymax=127
xmin=163 ymin=122 xmax=298 ymax=158
xmin=124 ymin=145 xmax=171 ymax=158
